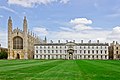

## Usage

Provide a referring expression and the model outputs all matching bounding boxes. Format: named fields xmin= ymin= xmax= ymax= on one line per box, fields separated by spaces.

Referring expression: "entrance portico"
xmin=67 ymin=49 xmax=74 ymax=60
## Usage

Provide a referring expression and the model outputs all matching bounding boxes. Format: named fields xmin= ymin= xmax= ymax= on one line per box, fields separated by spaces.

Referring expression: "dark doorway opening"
xmin=69 ymin=53 xmax=73 ymax=60
xmin=16 ymin=53 xmax=20 ymax=59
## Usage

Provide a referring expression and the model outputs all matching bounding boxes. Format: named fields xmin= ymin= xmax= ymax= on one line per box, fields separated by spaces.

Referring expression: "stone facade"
xmin=109 ymin=41 xmax=120 ymax=60
xmin=8 ymin=16 xmax=41 ymax=59
xmin=34 ymin=40 xmax=109 ymax=60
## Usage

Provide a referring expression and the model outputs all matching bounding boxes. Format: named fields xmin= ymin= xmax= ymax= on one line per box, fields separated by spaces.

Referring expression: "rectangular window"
xmin=84 ymin=55 xmax=86 ymax=58
xmin=101 ymin=55 xmax=102 ymax=59
xmin=60 ymin=55 xmax=62 ymax=59
xmin=97 ymin=55 xmax=98 ymax=59
xmin=44 ymin=55 xmax=46 ymax=59
xmin=60 ymin=50 xmax=62 ymax=53
xmin=80 ymin=50 xmax=82 ymax=53
xmin=48 ymin=50 xmax=50 ymax=53
xmin=101 ymin=50 xmax=102 ymax=54
xmin=105 ymin=50 xmax=107 ymax=54
xmin=44 ymin=50 xmax=46 ymax=53
xmin=56 ymin=50 xmax=58 ymax=53
xmin=52 ymin=50 xmax=54 ymax=53
xmin=92 ymin=50 xmax=94 ymax=54
xmin=40 ymin=50 xmax=42 ymax=53
xmin=40 ymin=55 xmax=42 ymax=59
xmin=65 ymin=50 xmax=66 ymax=53
xmin=105 ymin=55 xmax=107 ymax=59
xmin=92 ymin=55 xmax=94 ymax=59
xmin=36 ymin=55 xmax=38 ymax=58
xmin=84 ymin=50 xmax=86 ymax=54
xmin=75 ymin=50 xmax=77 ymax=53
xmin=88 ymin=50 xmax=90 ymax=54
xmin=88 ymin=55 xmax=90 ymax=58
xmin=116 ymin=51 xmax=118 ymax=54
xmin=96 ymin=50 xmax=98 ymax=54
xmin=36 ymin=50 xmax=38 ymax=53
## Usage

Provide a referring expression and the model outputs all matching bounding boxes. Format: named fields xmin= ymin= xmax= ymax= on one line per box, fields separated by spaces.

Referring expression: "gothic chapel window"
xmin=13 ymin=36 xmax=23 ymax=49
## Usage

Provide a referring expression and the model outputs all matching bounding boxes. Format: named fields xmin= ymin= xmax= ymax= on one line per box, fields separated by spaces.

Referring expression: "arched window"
xmin=13 ymin=36 xmax=23 ymax=49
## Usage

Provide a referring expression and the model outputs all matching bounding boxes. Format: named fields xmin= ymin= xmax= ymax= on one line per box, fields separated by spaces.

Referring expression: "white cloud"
xmin=0 ymin=6 xmax=17 ymax=14
xmin=107 ymin=26 xmax=120 ymax=42
xmin=70 ymin=18 xmax=92 ymax=25
xmin=33 ymin=27 xmax=48 ymax=36
xmin=70 ymin=18 xmax=93 ymax=31
xmin=59 ymin=27 xmax=73 ymax=31
xmin=112 ymin=26 xmax=120 ymax=34
xmin=48 ymin=29 xmax=111 ymax=43
xmin=7 ymin=0 xmax=70 ymax=8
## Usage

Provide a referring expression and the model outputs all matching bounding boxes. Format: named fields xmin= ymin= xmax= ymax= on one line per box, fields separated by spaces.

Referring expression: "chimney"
xmin=73 ymin=40 xmax=75 ymax=43
xmin=116 ymin=41 xmax=118 ymax=44
xmin=66 ymin=40 xmax=68 ymax=43
xmin=88 ymin=40 xmax=91 ymax=43
xmin=112 ymin=41 xmax=115 ymax=45
xmin=97 ymin=40 xmax=99 ymax=43
xmin=58 ymin=40 xmax=60 ymax=43
xmin=81 ymin=40 xmax=83 ymax=43
xmin=51 ymin=40 xmax=53 ymax=43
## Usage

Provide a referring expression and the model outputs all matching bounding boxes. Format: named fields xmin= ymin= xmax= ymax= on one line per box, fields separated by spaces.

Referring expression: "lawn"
xmin=0 ymin=60 xmax=120 ymax=80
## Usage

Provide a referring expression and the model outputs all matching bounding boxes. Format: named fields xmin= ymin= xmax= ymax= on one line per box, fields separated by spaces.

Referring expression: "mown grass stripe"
xmin=0 ymin=60 xmax=58 ymax=72
xmin=0 ymin=60 xmax=120 ymax=80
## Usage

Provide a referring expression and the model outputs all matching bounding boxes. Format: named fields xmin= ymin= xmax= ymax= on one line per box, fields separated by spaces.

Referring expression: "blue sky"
xmin=1 ymin=0 xmax=120 ymax=47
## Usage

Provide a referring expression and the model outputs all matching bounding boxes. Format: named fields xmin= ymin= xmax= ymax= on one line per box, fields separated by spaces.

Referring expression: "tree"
xmin=0 ymin=51 xmax=8 ymax=59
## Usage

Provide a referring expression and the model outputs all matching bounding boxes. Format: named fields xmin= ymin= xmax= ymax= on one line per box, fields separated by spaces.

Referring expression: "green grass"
xmin=0 ymin=60 xmax=120 ymax=80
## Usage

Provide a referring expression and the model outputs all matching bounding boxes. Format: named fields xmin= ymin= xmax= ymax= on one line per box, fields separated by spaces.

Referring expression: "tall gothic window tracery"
xmin=13 ymin=36 xmax=23 ymax=49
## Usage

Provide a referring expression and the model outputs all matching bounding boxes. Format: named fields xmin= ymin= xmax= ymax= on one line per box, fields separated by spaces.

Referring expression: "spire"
xmin=8 ymin=16 xmax=12 ymax=32
xmin=44 ymin=36 xmax=47 ymax=43
xmin=8 ymin=16 xmax=12 ymax=49
xmin=31 ymin=31 xmax=32 ymax=35
xmin=9 ymin=16 xmax=11 ymax=20
xmin=23 ymin=16 xmax=27 ymax=33
xmin=24 ymin=16 xmax=26 ymax=20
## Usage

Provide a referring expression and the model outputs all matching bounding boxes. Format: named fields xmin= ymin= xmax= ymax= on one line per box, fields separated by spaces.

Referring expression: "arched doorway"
xmin=69 ymin=53 xmax=73 ymax=59
xmin=16 ymin=53 xmax=20 ymax=59
xmin=67 ymin=49 xmax=74 ymax=60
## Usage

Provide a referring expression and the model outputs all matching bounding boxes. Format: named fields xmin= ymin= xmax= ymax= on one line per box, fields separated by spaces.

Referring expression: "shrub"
xmin=0 ymin=51 xmax=8 ymax=59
